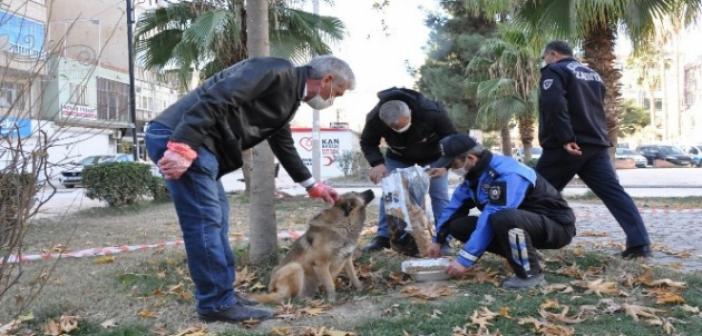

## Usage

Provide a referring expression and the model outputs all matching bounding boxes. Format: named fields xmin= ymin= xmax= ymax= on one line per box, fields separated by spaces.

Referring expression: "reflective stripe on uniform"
xmin=459 ymin=249 xmax=478 ymax=262
xmin=508 ymin=228 xmax=531 ymax=273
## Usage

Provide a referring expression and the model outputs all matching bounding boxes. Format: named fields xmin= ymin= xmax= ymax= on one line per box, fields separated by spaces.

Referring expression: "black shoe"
xmin=621 ymin=245 xmax=652 ymax=259
xmin=363 ymin=236 xmax=390 ymax=253
xmin=198 ymin=303 xmax=273 ymax=323
xmin=235 ymin=292 xmax=259 ymax=306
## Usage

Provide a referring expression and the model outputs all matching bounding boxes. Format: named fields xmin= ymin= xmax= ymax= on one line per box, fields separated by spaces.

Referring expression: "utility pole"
xmin=311 ymin=0 xmax=321 ymax=181
xmin=126 ymin=0 xmax=139 ymax=160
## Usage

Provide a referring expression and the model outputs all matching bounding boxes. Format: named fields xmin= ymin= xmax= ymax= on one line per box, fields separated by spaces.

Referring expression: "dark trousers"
xmin=447 ymin=209 xmax=575 ymax=278
xmin=536 ymin=146 xmax=650 ymax=248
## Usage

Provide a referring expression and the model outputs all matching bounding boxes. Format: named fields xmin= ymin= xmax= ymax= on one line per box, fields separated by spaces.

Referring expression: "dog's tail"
xmin=250 ymin=263 xmax=304 ymax=304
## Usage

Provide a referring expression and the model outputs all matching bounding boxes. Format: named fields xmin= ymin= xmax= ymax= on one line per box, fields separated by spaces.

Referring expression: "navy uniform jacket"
xmin=538 ymin=57 xmax=612 ymax=149
xmin=434 ymin=155 xmax=574 ymax=267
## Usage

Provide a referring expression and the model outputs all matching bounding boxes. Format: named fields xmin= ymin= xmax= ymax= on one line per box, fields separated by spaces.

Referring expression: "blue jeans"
xmin=377 ymin=157 xmax=450 ymax=238
xmin=144 ymin=122 xmax=237 ymax=313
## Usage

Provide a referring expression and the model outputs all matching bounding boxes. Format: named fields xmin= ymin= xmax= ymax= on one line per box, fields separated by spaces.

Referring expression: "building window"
xmin=97 ymin=77 xmax=129 ymax=122
xmin=0 ymin=82 xmax=27 ymax=110
xmin=68 ymin=83 xmax=87 ymax=105
xmin=655 ymin=98 xmax=663 ymax=111
xmin=0 ymin=10 xmax=45 ymax=57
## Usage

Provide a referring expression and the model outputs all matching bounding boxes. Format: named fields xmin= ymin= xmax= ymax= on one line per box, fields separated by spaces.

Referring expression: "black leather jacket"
xmin=154 ymin=57 xmax=311 ymax=180
xmin=360 ymin=87 xmax=456 ymax=167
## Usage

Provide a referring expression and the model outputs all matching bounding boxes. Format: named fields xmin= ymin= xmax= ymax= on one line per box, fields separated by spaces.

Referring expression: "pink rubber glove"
xmin=158 ymin=142 xmax=197 ymax=180
xmin=307 ymin=182 xmax=339 ymax=204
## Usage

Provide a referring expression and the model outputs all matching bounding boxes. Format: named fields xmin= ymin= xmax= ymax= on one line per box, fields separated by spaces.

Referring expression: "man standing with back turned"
xmin=536 ymin=41 xmax=651 ymax=258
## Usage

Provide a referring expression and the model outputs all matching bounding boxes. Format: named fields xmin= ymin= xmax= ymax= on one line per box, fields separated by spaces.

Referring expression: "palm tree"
xmin=516 ymin=0 xmax=702 ymax=151
xmin=135 ymin=0 xmax=344 ymax=89
xmin=626 ymin=45 xmax=667 ymax=136
xmin=245 ymin=0 xmax=277 ymax=265
xmin=467 ymin=25 xmax=541 ymax=158
xmin=136 ymin=0 xmax=344 ymax=194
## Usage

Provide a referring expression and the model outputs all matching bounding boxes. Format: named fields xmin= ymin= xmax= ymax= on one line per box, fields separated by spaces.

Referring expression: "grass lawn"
xmin=2 ymin=195 xmax=701 ymax=335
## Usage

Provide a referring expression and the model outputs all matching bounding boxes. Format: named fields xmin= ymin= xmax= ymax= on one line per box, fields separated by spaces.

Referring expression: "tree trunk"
xmin=517 ymin=113 xmax=534 ymax=162
xmin=500 ymin=126 xmax=512 ymax=157
xmin=241 ymin=149 xmax=252 ymax=194
xmin=582 ymin=23 xmax=620 ymax=163
xmin=246 ymin=0 xmax=277 ymax=265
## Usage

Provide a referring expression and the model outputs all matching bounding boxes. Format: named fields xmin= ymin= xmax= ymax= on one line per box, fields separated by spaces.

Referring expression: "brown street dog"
xmin=252 ymin=190 xmax=375 ymax=304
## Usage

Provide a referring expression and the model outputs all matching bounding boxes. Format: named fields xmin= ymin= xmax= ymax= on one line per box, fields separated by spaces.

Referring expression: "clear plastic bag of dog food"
xmin=380 ymin=165 xmax=433 ymax=256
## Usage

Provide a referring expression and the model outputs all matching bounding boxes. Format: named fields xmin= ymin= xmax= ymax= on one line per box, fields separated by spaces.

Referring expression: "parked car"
xmin=107 ymin=153 xmax=161 ymax=177
xmin=635 ymin=145 xmax=692 ymax=167
xmin=615 ymin=148 xmax=647 ymax=168
xmin=516 ymin=147 xmax=542 ymax=163
xmin=59 ymin=155 xmax=114 ymax=188
xmin=681 ymin=145 xmax=702 ymax=167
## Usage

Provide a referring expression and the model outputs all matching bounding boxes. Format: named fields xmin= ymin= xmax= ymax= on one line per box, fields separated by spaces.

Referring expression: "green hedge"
xmin=0 ymin=173 xmax=37 ymax=225
xmin=83 ymin=162 xmax=154 ymax=207
xmin=148 ymin=176 xmax=170 ymax=202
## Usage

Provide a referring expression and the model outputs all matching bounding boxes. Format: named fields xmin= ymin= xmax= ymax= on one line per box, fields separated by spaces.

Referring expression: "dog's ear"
xmin=338 ymin=199 xmax=354 ymax=216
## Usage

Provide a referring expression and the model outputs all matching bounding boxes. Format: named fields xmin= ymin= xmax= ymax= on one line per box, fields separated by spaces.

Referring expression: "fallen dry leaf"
xmin=556 ymin=264 xmax=583 ymax=279
xmin=137 ymin=308 xmax=159 ymax=319
xmin=299 ymin=326 xmax=355 ymax=336
xmin=540 ymin=299 xmax=561 ymax=311
xmin=271 ymin=327 xmax=291 ymax=336
xmin=645 ymin=317 xmax=676 ymax=335
xmin=539 ymin=303 xmax=585 ymax=324
xmin=95 ymin=255 xmax=116 ymax=264
xmin=100 ymin=318 xmax=118 ymax=329
xmin=235 ymin=266 xmax=257 ymax=287
xmin=0 ymin=320 xmax=21 ymax=336
xmin=300 ymin=306 xmax=326 ymax=317
xmin=170 ymin=324 xmax=208 ymax=336
xmin=575 ymin=279 xmax=619 ymax=296
xmin=241 ymin=318 xmax=261 ymax=329
xmin=42 ymin=319 xmax=61 ymax=336
xmin=499 ymin=306 xmax=511 ymax=319
xmin=518 ymin=317 xmax=574 ymax=336
xmin=541 ymin=284 xmax=574 ymax=295
xmin=653 ymin=291 xmax=686 ymax=305
xmin=401 ymin=284 xmax=454 ymax=300
xmin=621 ymin=303 xmax=664 ymax=321
xmin=469 ymin=307 xmax=499 ymax=332
xmin=681 ymin=304 xmax=700 ymax=314
xmin=460 ymin=267 xmax=501 ymax=287
xmin=388 ymin=271 xmax=412 ymax=286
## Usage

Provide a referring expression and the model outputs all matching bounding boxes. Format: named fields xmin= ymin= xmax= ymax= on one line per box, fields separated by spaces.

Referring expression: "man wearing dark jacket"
xmin=360 ymin=87 xmax=456 ymax=252
xmin=428 ymin=134 xmax=576 ymax=289
xmin=535 ymin=41 xmax=651 ymax=258
xmin=145 ymin=56 xmax=355 ymax=323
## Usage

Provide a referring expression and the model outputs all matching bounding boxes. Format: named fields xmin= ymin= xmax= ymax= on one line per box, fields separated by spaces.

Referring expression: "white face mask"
xmin=393 ymin=122 xmax=411 ymax=133
xmin=306 ymin=82 xmax=335 ymax=110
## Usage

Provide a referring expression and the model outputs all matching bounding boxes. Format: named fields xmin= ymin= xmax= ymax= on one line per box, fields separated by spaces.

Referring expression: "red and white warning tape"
xmin=0 ymin=229 xmax=305 ymax=265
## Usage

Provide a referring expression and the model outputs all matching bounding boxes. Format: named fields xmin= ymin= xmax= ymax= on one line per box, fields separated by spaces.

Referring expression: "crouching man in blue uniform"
xmin=427 ymin=134 xmax=576 ymax=288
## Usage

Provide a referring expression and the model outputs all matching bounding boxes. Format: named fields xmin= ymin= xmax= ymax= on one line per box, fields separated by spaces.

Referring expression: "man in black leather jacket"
xmin=360 ymin=87 xmax=456 ymax=252
xmin=144 ymin=55 xmax=355 ymax=323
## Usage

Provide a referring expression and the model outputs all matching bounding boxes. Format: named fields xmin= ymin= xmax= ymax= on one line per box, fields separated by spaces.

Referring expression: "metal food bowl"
xmin=401 ymin=257 xmax=451 ymax=282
